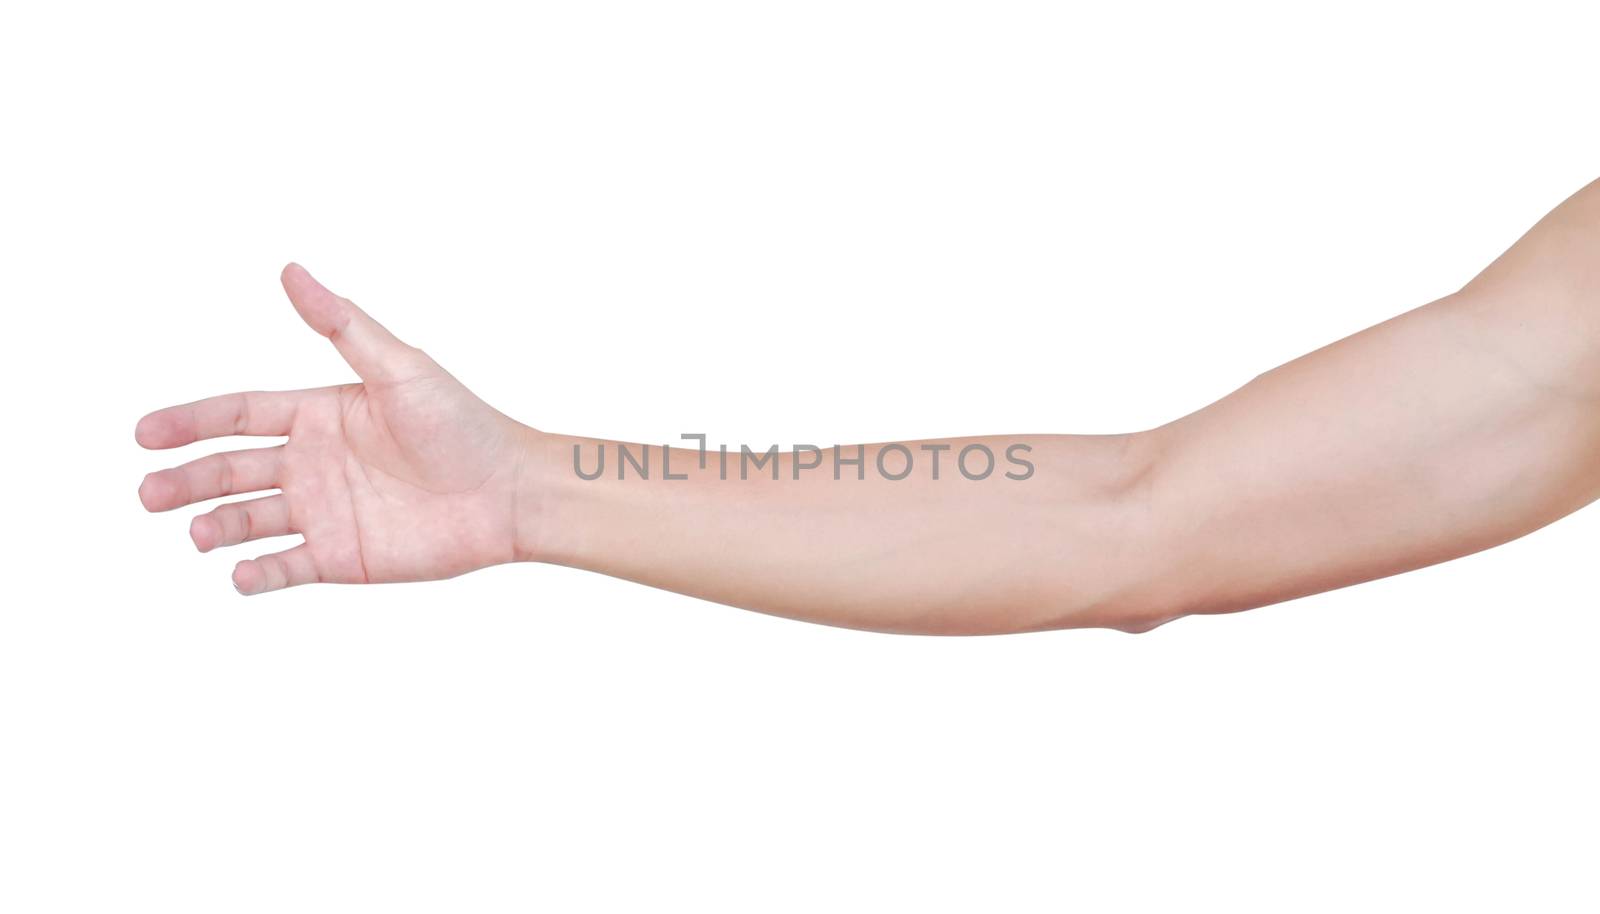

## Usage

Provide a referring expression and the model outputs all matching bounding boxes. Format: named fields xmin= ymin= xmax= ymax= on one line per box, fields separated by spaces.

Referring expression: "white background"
xmin=3 ymin=1 xmax=1599 ymax=910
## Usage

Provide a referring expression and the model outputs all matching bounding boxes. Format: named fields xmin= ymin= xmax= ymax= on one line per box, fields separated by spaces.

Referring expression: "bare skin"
xmin=138 ymin=179 xmax=1600 ymax=633
xmin=136 ymin=268 xmax=534 ymax=592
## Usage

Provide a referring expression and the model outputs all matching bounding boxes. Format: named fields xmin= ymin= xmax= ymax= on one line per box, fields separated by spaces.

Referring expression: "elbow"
xmin=1007 ymin=428 xmax=1192 ymax=636
xmin=1078 ymin=428 xmax=1192 ymax=636
xmin=883 ymin=428 xmax=1194 ymax=637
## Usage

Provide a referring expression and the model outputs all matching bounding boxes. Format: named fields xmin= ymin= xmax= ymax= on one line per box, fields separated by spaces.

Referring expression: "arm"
xmin=1125 ymin=179 xmax=1600 ymax=628
xmin=137 ymin=180 xmax=1600 ymax=633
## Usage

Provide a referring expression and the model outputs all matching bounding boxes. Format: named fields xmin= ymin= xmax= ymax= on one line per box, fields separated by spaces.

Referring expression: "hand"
xmin=137 ymin=264 xmax=537 ymax=595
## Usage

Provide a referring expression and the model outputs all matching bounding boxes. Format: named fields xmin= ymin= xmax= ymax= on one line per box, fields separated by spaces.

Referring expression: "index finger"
xmin=135 ymin=390 xmax=313 ymax=449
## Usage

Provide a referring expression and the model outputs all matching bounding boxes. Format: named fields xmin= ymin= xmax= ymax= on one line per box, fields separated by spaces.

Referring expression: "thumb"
xmin=280 ymin=263 xmax=416 ymax=383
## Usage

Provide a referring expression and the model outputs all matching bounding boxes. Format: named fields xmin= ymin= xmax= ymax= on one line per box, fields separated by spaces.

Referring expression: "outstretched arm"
xmin=137 ymin=180 xmax=1600 ymax=633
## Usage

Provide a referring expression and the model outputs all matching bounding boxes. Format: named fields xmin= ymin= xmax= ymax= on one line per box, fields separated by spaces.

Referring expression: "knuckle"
xmin=234 ymin=393 xmax=252 ymax=436
xmin=212 ymin=505 xmax=239 ymax=546
xmin=217 ymin=454 xmax=235 ymax=495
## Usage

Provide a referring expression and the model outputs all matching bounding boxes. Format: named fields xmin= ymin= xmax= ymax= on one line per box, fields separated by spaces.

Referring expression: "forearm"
xmin=511 ymin=184 xmax=1600 ymax=634
xmin=515 ymin=432 xmax=1159 ymax=634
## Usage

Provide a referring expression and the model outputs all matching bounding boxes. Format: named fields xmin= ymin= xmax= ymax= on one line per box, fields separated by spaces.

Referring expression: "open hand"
xmin=137 ymin=265 xmax=535 ymax=594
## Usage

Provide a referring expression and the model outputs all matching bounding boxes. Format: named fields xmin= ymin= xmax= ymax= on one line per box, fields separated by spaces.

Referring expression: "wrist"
xmin=510 ymin=424 xmax=552 ymax=564
xmin=511 ymin=427 xmax=594 ymax=566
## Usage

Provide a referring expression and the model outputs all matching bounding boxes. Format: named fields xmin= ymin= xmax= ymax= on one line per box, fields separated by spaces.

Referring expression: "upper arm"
xmin=1121 ymin=180 xmax=1600 ymax=625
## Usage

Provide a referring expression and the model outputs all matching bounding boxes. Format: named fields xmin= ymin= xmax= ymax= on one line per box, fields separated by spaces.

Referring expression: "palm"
xmin=138 ymin=265 xmax=530 ymax=594
xmin=283 ymin=373 xmax=524 ymax=584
